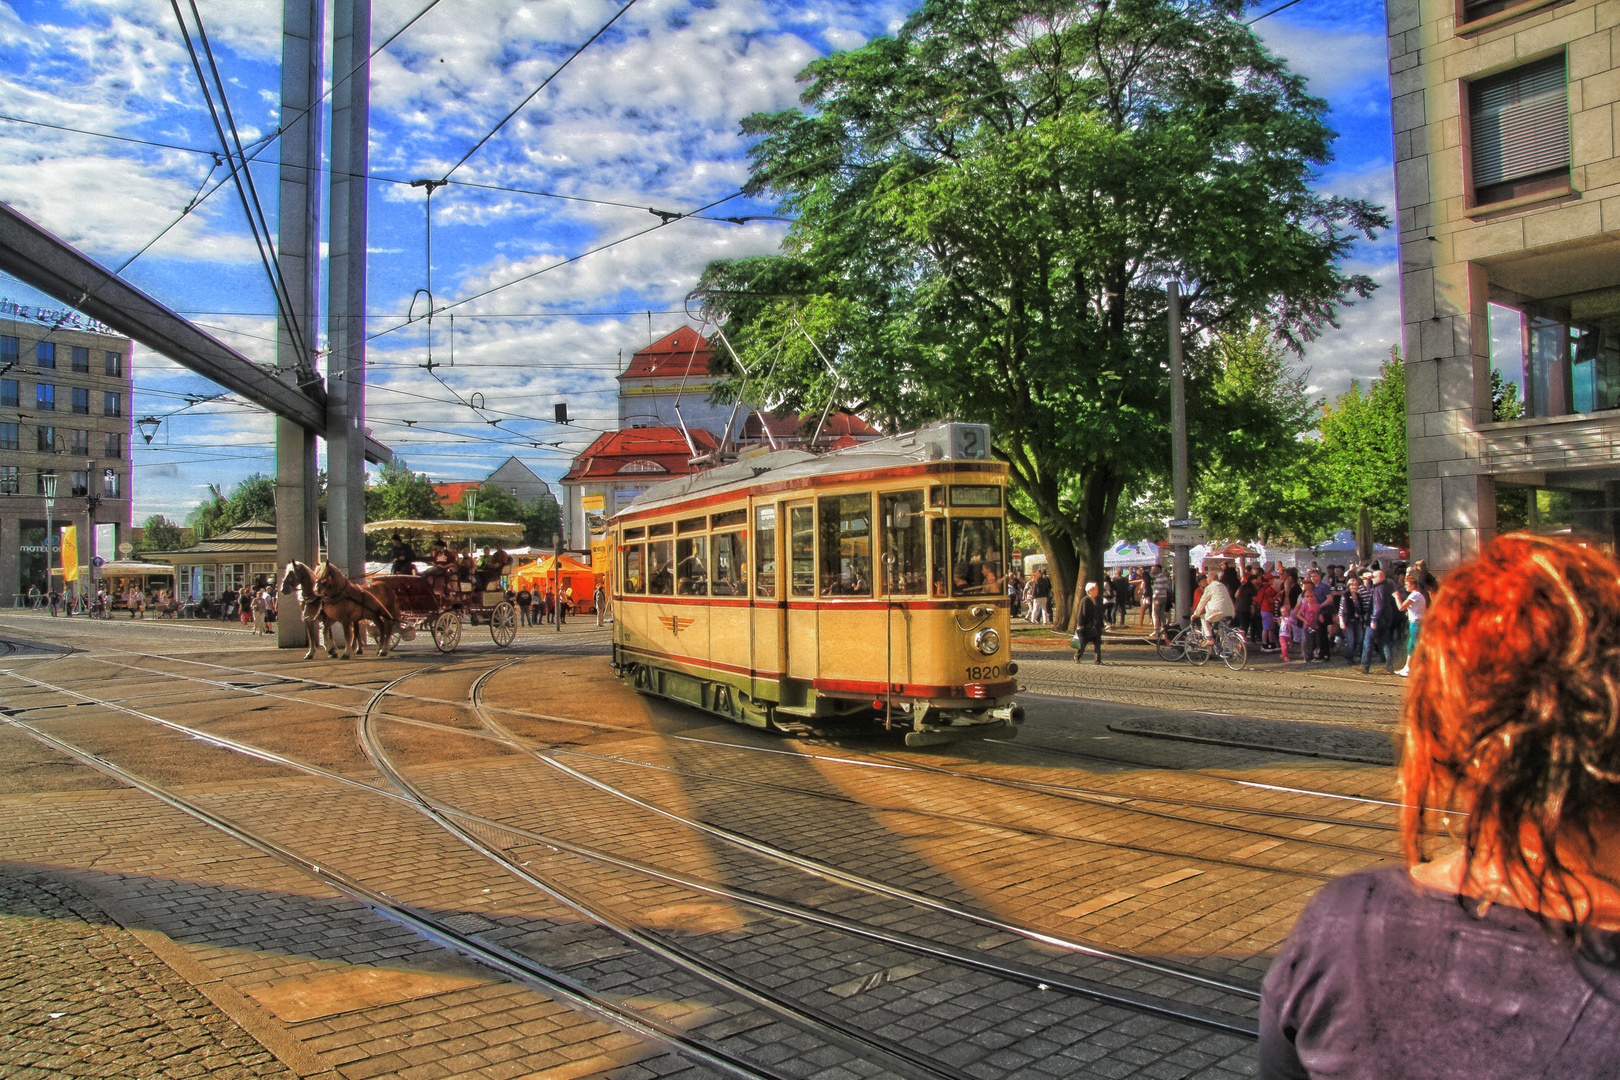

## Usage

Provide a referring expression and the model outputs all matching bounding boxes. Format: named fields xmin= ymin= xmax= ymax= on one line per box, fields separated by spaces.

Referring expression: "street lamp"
xmin=41 ymin=470 xmax=56 ymax=599
xmin=85 ymin=458 xmax=103 ymax=598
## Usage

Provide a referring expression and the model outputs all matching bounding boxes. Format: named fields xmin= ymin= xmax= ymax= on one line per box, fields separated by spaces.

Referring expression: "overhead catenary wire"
xmin=437 ymin=0 xmax=643 ymax=183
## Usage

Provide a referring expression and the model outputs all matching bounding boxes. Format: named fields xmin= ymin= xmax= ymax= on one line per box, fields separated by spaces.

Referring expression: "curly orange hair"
xmin=1402 ymin=533 xmax=1620 ymax=930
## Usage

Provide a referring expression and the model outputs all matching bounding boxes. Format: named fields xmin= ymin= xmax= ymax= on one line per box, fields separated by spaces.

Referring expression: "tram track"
xmin=1 ymin=662 xmax=1270 ymax=1010
xmin=4 ymin=650 xmax=1395 ymax=871
xmin=74 ymin=646 xmax=1400 ymax=831
xmin=2 ymin=662 xmax=1265 ymax=1080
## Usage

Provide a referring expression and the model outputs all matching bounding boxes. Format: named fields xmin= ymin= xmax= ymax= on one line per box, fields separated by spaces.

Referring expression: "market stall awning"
xmin=364 ymin=519 xmax=525 ymax=544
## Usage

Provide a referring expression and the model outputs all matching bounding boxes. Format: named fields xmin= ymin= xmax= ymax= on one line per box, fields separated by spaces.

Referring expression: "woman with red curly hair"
xmin=1260 ymin=534 xmax=1620 ymax=1078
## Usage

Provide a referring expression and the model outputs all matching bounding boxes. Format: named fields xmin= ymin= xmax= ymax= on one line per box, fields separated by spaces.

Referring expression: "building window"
xmin=35 ymin=342 xmax=53 ymax=368
xmin=0 ymin=465 xmax=16 ymax=495
xmin=0 ymin=423 xmax=14 ymax=450
xmin=1470 ymin=55 xmax=1569 ymax=206
xmin=104 ymin=392 xmax=120 ymax=417
xmin=105 ymin=432 xmax=121 ymax=458
xmin=104 ymin=471 xmax=120 ymax=497
xmin=36 ymin=469 xmax=54 ymax=495
xmin=0 ymin=336 xmax=16 ymax=361
xmin=36 ymin=425 xmax=54 ymax=452
xmin=37 ymin=384 xmax=53 ymax=411
xmin=104 ymin=350 xmax=122 ymax=376
xmin=71 ymin=387 xmax=89 ymax=415
xmin=69 ymin=470 xmax=87 ymax=497
xmin=71 ymin=346 xmax=89 ymax=373
xmin=0 ymin=379 xmax=14 ymax=407
xmin=69 ymin=429 xmax=88 ymax=455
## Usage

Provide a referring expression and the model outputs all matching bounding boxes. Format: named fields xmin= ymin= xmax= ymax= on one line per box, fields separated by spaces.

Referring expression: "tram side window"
xmin=755 ymin=507 xmax=777 ymax=598
xmin=622 ymin=544 xmax=645 ymax=594
xmin=880 ymin=490 xmax=927 ymax=595
xmin=819 ymin=493 xmax=873 ymax=597
xmin=950 ymin=517 xmax=1005 ymax=597
xmin=676 ymin=536 xmax=708 ymax=595
xmin=931 ymin=518 xmax=947 ymax=597
xmin=790 ymin=506 xmax=815 ymax=597
xmin=712 ymin=532 xmax=745 ymax=596
xmin=647 ymin=540 xmax=675 ymax=595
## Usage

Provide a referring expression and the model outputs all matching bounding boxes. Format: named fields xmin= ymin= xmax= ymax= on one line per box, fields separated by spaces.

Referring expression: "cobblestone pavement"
xmin=0 ymin=611 xmax=1405 ymax=1079
xmin=0 ymin=863 xmax=297 ymax=1079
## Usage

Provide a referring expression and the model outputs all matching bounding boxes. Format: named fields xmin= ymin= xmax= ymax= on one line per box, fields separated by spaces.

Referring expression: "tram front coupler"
xmin=903 ymin=702 xmax=1024 ymax=747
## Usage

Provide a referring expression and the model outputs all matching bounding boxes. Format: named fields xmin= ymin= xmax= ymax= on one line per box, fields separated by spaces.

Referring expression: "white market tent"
xmin=1314 ymin=528 xmax=1402 ymax=564
xmin=1103 ymin=539 xmax=1160 ymax=567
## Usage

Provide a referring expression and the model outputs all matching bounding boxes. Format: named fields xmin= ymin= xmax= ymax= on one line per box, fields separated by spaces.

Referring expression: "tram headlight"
xmin=973 ymin=628 xmax=1000 ymax=656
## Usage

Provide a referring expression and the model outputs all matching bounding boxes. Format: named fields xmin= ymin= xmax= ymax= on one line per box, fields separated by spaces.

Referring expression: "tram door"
xmin=783 ymin=500 xmax=818 ymax=682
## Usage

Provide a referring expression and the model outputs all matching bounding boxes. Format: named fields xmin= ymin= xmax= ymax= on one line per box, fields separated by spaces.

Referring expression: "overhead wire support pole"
xmin=273 ymin=0 xmax=324 ymax=646
xmin=1168 ymin=280 xmax=1191 ymax=627
xmin=328 ymin=0 xmax=373 ymax=581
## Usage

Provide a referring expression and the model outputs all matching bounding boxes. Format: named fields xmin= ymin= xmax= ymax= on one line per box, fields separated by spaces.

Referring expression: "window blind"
xmin=1470 ymin=55 xmax=1569 ymax=188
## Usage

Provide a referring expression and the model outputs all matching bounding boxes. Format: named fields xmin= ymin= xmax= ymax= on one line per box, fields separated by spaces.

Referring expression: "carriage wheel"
xmin=431 ymin=610 xmax=462 ymax=652
xmin=490 ymin=601 xmax=518 ymax=648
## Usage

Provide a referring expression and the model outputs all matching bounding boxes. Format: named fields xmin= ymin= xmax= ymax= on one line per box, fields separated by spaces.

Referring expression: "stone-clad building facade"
xmin=1391 ymin=0 xmax=1620 ymax=568
xmin=0 ymin=311 xmax=134 ymax=602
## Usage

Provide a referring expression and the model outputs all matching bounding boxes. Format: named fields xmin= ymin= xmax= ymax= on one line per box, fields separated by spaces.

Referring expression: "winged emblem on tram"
xmin=659 ymin=615 xmax=695 ymax=635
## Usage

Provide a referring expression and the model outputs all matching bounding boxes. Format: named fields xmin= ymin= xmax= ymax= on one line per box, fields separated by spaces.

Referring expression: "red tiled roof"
xmin=561 ymin=426 xmax=720 ymax=483
xmin=619 ymin=326 xmax=714 ymax=380
xmin=432 ymin=481 xmax=481 ymax=504
xmin=740 ymin=410 xmax=881 ymax=441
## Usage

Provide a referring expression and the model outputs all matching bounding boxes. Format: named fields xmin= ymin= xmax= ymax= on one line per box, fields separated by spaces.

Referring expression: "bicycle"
xmin=1154 ymin=622 xmax=1211 ymax=665
xmin=1208 ymin=623 xmax=1248 ymax=671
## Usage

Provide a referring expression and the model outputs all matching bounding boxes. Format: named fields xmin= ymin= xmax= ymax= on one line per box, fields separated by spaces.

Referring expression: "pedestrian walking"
xmin=1151 ymin=564 xmax=1171 ymax=632
xmin=1110 ymin=570 xmax=1131 ymax=627
xmin=594 ymin=581 xmax=607 ymax=626
xmin=1394 ymin=568 xmax=1428 ymax=677
xmin=517 ymin=587 xmax=532 ymax=626
xmin=251 ymin=589 xmax=268 ymax=635
xmin=1029 ymin=570 xmax=1052 ymax=625
xmin=1360 ymin=567 xmax=1398 ymax=674
xmin=1072 ymin=581 xmax=1105 ymax=664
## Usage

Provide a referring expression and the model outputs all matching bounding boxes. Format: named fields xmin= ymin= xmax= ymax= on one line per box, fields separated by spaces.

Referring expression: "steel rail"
xmin=0 ymin=709 xmax=795 ymax=1080
xmin=1 ymin=665 xmax=1263 ymax=1004
xmin=358 ymin=672 xmax=982 ymax=1080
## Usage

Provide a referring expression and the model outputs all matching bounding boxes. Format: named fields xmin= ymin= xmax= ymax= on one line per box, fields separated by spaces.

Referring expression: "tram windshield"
xmin=950 ymin=517 xmax=1005 ymax=597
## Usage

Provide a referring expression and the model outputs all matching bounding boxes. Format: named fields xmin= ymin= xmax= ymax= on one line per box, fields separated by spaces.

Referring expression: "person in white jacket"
xmin=1192 ymin=575 xmax=1235 ymax=636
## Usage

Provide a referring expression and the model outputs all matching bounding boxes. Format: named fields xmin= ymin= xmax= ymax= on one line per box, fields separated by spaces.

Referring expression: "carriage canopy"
xmin=363 ymin=519 xmax=526 ymax=545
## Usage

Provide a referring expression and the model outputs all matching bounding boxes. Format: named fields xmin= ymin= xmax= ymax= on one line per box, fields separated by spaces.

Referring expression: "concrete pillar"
xmin=326 ymin=0 xmax=370 ymax=579
xmin=275 ymin=0 xmax=324 ymax=647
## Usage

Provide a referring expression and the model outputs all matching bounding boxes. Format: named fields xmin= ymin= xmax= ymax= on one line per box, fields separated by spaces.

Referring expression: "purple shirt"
xmin=1261 ymin=867 xmax=1620 ymax=1079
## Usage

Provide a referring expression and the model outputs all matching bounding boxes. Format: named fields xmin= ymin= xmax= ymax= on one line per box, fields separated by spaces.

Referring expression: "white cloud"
xmin=1255 ymin=22 xmax=1388 ymax=98
xmin=1298 ymin=257 xmax=1402 ymax=400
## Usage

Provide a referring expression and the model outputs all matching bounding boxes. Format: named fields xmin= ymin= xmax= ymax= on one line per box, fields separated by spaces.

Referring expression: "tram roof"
xmin=617 ymin=422 xmax=1000 ymax=517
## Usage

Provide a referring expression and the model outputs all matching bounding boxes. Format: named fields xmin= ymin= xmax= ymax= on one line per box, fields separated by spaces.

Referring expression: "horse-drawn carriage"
xmin=364 ymin=519 xmax=523 ymax=653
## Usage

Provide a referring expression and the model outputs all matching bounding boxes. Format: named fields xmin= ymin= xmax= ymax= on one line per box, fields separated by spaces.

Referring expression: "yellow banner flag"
xmin=60 ymin=526 xmax=78 ymax=582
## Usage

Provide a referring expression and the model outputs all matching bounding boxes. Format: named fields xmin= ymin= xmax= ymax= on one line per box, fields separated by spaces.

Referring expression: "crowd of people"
xmin=1005 ymin=557 xmax=1436 ymax=675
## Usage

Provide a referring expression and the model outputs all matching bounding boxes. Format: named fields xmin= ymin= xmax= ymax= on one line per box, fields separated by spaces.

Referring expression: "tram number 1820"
xmin=965 ymin=664 xmax=1003 ymax=682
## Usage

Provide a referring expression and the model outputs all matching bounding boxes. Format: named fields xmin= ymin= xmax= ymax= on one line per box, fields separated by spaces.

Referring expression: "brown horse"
xmin=278 ymin=561 xmax=337 ymax=659
xmin=312 ymin=562 xmax=400 ymax=659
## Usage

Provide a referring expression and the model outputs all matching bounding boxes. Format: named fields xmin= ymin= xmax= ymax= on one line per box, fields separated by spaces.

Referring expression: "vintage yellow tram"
xmin=609 ymin=422 xmax=1022 ymax=746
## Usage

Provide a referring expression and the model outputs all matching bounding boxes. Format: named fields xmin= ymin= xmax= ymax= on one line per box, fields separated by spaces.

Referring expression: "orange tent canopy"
xmin=511 ymin=555 xmax=602 ymax=611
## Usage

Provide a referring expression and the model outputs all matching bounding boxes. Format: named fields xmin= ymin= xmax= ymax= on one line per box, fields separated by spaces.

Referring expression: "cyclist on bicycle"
xmin=1192 ymin=572 xmax=1235 ymax=639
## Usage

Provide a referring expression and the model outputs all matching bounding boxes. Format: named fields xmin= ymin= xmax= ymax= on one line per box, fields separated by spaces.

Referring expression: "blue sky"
xmin=0 ymin=0 xmax=1398 ymax=522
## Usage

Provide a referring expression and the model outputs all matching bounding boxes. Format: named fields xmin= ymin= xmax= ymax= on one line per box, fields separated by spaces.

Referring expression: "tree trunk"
xmin=1038 ymin=531 xmax=1081 ymax=631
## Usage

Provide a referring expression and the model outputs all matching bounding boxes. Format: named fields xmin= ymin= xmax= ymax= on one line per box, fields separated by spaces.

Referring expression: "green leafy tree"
xmin=365 ymin=459 xmax=443 ymax=522
xmin=1188 ymin=323 xmax=1333 ymax=545
xmin=698 ymin=0 xmax=1384 ymax=627
xmin=518 ymin=496 xmax=563 ymax=549
xmin=444 ymin=482 xmax=524 ymax=524
xmin=1492 ymin=368 xmax=1525 ymax=422
xmin=186 ymin=483 xmax=229 ymax=540
xmin=185 ymin=474 xmax=277 ymax=539
xmin=135 ymin=514 xmax=188 ymax=553
xmin=1315 ymin=352 xmax=1408 ymax=545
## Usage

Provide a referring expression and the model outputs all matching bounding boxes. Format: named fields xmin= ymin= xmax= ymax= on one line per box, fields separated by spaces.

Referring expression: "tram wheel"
xmin=431 ymin=610 xmax=462 ymax=652
xmin=490 ymin=601 xmax=517 ymax=647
